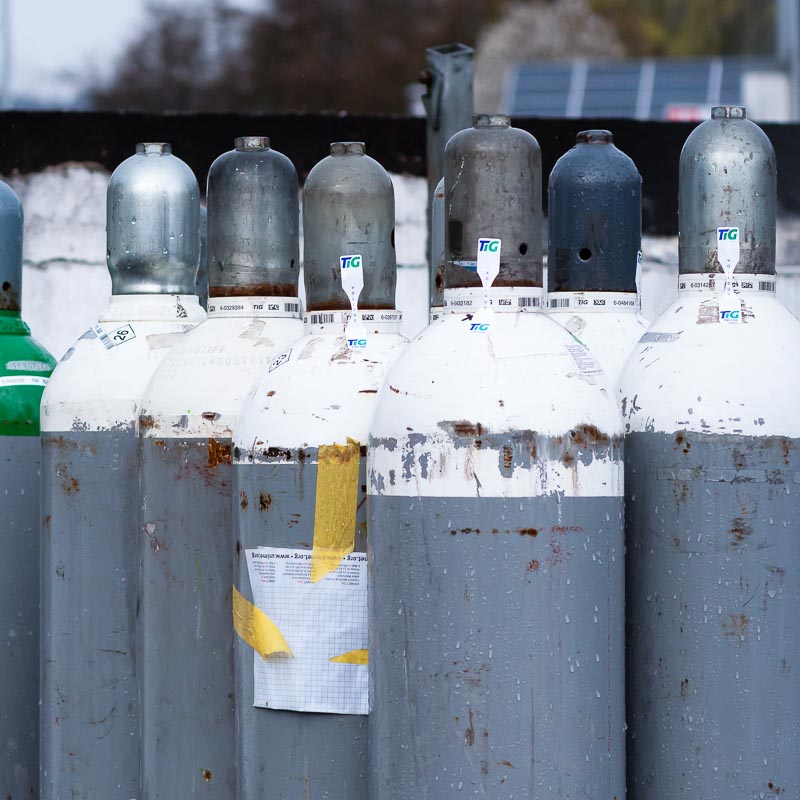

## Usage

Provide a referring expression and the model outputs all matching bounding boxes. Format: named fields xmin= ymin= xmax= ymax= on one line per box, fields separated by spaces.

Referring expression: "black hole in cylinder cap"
xmin=519 ymin=243 xmax=528 ymax=255
xmin=1 ymin=281 xmax=9 ymax=291
xmin=391 ymin=228 xmax=395 ymax=249
xmin=579 ymin=248 xmax=592 ymax=261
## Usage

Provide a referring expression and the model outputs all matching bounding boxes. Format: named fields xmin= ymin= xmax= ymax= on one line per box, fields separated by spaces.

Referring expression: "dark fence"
xmin=0 ymin=111 xmax=797 ymax=235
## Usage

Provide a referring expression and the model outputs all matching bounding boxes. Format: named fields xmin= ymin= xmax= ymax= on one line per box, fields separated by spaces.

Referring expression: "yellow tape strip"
xmin=330 ymin=649 xmax=368 ymax=665
xmin=311 ymin=437 xmax=361 ymax=583
xmin=232 ymin=586 xmax=293 ymax=658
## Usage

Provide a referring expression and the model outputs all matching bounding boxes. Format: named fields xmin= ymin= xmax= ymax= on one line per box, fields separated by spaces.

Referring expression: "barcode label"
xmin=310 ymin=313 xmax=336 ymax=325
xmin=518 ymin=296 xmax=541 ymax=308
xmin=759 ymin=281 xmax=775 ymax=292
xmin=285 ymin=302 xmax=300 ymax=313
xmin=92 ymin=324 xmax=116 ymax=350
xmin=549 ymin=298 xmax=570 ymax=309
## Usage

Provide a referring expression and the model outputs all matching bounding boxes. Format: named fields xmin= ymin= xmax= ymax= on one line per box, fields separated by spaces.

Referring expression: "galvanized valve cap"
xmin=679 ymin=106 xmax=776 ymax=275
xmin=107 ymin=142 xmax=201 ymax=295
xmin=445 ymin=113 xmax=542 ymax=289
xmin=206 ymin=137 xmax=300 ymax=298
xmin=0 ymin=180 xmax=23 ymax=311
xmin=548 ymin=129 xmax=641 ymax=293
xmin=303 ymin=142 xmax=396 ymax=311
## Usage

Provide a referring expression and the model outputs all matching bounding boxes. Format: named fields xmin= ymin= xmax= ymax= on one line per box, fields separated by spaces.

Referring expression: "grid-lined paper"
xmin=245 ymin=547 xmax=368 ymax=715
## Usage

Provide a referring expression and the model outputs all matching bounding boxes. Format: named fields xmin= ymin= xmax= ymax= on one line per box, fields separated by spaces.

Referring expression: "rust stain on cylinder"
xmin=207 ymin=439 xmax=232 ymax=468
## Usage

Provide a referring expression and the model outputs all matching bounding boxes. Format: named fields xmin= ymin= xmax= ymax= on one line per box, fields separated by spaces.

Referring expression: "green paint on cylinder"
xmin=0 ymin=309 xmax=55 ymax=436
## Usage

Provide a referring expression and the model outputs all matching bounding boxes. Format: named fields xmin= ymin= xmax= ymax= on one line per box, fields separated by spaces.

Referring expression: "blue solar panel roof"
xmin=507 ymin=57 xmax=778 ymax=119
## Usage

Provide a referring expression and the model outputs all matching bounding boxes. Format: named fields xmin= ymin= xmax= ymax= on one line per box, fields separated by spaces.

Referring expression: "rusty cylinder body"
xmin=0 ymin=180 xmax=55 ymax=800
xmin=369 ymin=117 xmax=625 ymax=799
xmin=621 ymin=107 xmax=800 ymax=799
xmin=40 ymin=143 xmax=205 ymax=800
xmin=232 ymin=143 xmax=406 ymax=800
xmin=137 ymin=136 xmax=302 ymax=800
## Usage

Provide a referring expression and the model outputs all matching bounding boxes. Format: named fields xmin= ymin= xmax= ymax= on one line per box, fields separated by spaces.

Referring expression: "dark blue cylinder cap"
xmin=548 ymin=130 xmax=641 ymax=293
xmin=0 ymin=180 xmax=23 ymax=311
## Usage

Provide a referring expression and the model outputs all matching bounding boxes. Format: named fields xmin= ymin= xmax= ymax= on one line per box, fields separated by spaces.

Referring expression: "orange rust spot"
xmin=239 ymin=490 xmax=248 ymax=510
xmin=518 ymin=528 xmax=538 ymax=537
xmin=259 ymin=493 xmax=271 ymax=511
xmin=267 ymin=390 xmax=276 ymax=397
xmin=154 ymin=439 xmax=166 ymax=448
xmin=722 ymin=612 xmax=749 ymax=639
xmin=464 ymin=709 xmax=475 ymax=747
xmin=502 ymin=445 xmax=513 ymax=471
xmin=202 ymin=769 xmax=212 ymax=782
xmin=452 ymin=420 xmax=483 ymax=437
xmin=673 ymin=536 xmax=682 ymax=549
xmin=527 ymin=559 xmax=539 ymax=572
xmin=680 ymin=677 xmax=689 ymax=698
xmin=140 ymin=415 xmax=156 ymax=430
xmin=207 ymin=439 xmax=232 ymax=468
xmin=44 ymin=514 xmax=51 ymax=528
xmin=731 ymin=516 xmax=752 ymax=544
xmin=499 ymin=760 xmax=514 ymax=768
xmin=570 ymin=424 xmax=610 ymax=447
xmin=61 ymin=476 xmax=80 ymax=495
xmin=562 ymin=452 xmax=575 ymax=466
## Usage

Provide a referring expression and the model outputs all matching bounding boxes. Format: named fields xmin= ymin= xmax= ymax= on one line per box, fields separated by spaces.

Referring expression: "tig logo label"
xmin=718 ymin=228 xmax=738 ymax=241
xmin=340 ymin=255 xmax=362 ymax=269
xmin=478 ymin=238 xmax=500 ymax=253
xmin=719 ymin=309 xmax=740 ymax=322
xmin=347 ymin=338 xmax=367 ymax=347
xmin=470 ymin=323 xmax=490 ymax=331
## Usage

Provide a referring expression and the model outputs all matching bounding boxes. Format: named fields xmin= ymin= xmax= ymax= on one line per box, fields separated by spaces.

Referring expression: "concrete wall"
xmin=9 ymin=164 xmax=800 ymax=359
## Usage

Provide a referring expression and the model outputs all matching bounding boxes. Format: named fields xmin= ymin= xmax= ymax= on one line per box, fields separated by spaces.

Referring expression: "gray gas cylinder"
xmin=368 ymin=114 xmax=625 ymax=799
xmin=621 ymin=106 xmax=800 ymax=798
xmin=547 ymin=129 xmax=647 ymax=385
xmin=0 ymin=180 xmax=55 ymax=799
xmin=232 ymin=141 xmax=406 ymax=800
xmin=40 ymin=142 xmax=205 ymax=800
xmin=138 ymin=136 xmax=302 ymax=800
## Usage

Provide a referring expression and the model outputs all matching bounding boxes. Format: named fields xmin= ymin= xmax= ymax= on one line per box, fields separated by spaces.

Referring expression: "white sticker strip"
xmin=565 ymin=341 xmax=603 ymax=376
xmin=303 ymin=310 xmax=402 ymax=328
xmin=208 ymin=296 xmax=301 ymax=318
xmin=678 ymin=273 xmax=775 ymax=293
xmin=476 ymin=237 xmax=501 ymax=312
xmin=0 ymin=375 xmax=49 ymax=389
xmin=635 ymin=250 xmax=643 ymax=312
xmin=548 ymin=292 xmax=637 ymax=312
xmin=717 ymin=226 xmax=741 ymax=325
xmin=340 ymin=254 xmax=367 ymax=349
xmin=5 ymin=360 xmax=51 ymax=372
xmin=443 ymin=286 xmax=544 ymax=314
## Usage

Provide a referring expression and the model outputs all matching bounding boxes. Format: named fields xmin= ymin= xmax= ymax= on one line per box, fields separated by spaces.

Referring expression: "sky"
xmin=11 ymin=0 xmax=260 ymax=106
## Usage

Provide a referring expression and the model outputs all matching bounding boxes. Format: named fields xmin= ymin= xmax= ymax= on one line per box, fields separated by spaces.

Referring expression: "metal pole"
xmin=421 ymin=43 xmax=473 ymax=312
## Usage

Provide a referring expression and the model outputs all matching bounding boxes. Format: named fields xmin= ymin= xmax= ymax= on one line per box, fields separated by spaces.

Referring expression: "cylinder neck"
xmin=207 ymin=138 xmax=300 ymax=299
xmin=303 ymin=143 xmax=396 ymax=312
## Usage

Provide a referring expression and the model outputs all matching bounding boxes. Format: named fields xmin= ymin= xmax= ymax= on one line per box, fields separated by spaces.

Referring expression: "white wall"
xmin=9 ymin=164 xmax=800 ymax=359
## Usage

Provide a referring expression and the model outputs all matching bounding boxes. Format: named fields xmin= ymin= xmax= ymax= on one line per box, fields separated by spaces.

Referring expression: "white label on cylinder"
xmin=340 ymin=254 xmax=368 ymax=348
xmin=0 ymin=375 xmax=49 ymax=388
xmin=717 ymin=227 xmax=741 ymax=323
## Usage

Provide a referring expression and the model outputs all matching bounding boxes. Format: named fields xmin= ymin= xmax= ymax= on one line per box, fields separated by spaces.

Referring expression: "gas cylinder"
xmin=621 ymin=106 xmax=800 ymax=798
xmin=0 ymin=180 xmax=55 ymax=799
xmin=368 ymin=114 xmax=625 ymax=799
xmin=232 ymin=141 xmax=406 ymax=800
xmin=40 ymin=142 xmax=205 ymax=800
xmin=138 ymin=136 xmax=302 ymax=799
xmin=547 ymin=129 xmax=646 ymax=385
